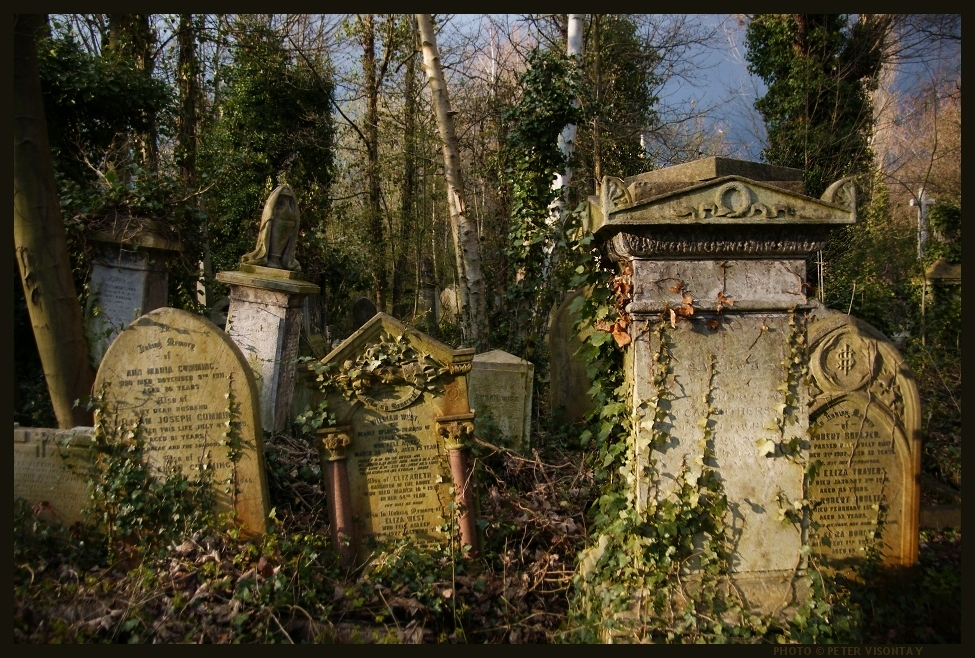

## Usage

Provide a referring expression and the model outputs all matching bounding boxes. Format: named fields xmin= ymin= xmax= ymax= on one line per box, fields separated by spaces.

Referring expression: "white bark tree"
xmin=416 ymin=14 xmax=487 ymax=345
xmin=550 ymin=14 xmax=584 ymax=215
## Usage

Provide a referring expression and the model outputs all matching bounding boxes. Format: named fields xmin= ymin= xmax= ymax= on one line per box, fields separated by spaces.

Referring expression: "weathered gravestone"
xmin=93 ymin=307 xmax=270 ymax=537
xmin=352 ymin=296 xmax=378 ymax=331
xmin=548 ymin=289 xmax=595 ymax=423
xmin=14 ymin=425 xmax=94 ymax=525
xmin=86 ymin=216 xmax=182 ymax=365
xmin=216 ymin=185 xmax=320 ymax=433
xmin=468 ymin=350 xmax=533 ymax=454
xmin=805 ymin=311 xmax=921 ymax=567
xmin=582 ymin=156 xmax=921 ymax=619
xmin=301 ymin=313 xmax=479 ymax=563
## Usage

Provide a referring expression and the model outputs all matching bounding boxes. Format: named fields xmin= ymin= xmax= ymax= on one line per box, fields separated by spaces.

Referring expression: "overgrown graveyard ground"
xmin=14 ymin=417 xmax=962 ymax=644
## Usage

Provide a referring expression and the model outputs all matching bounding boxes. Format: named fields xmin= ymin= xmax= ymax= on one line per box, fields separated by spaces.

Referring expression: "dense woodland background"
xmin=14 ymin=14 xmax=961 ymax=643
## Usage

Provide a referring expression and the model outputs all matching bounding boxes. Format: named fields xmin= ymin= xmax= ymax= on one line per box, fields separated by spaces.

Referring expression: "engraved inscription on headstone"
xmin=806 ymin=312 xmax=921 ymax=567
xmin=14 ymin=426 xmax=94 ymax=526
xmin=583 ymin=156 xmax=864 ymax=621
xmin=93 ymin=307 xmax=270 ymax=537
xmin=306 ymin=313 xmax=478 ymax=561
xmin=636 ymin=315 xmax=806 ymax=578
xmin=90 ymin=264 xmax=148 ymax=331
xmin=468 ymin=350 xmax=534 ymax=454
xmin=85 ymin=218 xmax=182 ymax=365
xmin=807 ymin=395 xmax=908 ymax=564
xmin=348 ymin=406 xmax=446 ymax=544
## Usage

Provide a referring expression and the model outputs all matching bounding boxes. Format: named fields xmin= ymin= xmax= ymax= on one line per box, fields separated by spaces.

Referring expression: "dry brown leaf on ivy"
xmin=620 ymin=261 xmax=633 ymax=276
xmin=674 ymin=302 xmax=694 ymax=318
xmin=669 ymin=308 xmax=677 ymax=328
xmin=611 ymin=325 xmax=631 ymax=347
xmin=616 ymin=314 xmax=630 ymax=329
xmin=594 ymin=319 xmax=614 ymax=333
xmin=682 ymin=293 xmax=695 ymax=306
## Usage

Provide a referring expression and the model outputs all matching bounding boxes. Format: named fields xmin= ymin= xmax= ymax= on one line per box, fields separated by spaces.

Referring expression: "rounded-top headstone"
xmin=93 ymin=307 xmax=270 ymax=537
xmin=352 ymin=297 xmax=378 ymax=330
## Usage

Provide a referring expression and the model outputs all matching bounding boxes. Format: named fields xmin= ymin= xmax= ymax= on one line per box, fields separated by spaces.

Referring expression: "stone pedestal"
xmin=86 ymin=217 xmax=182 ymax=365
xmin=584 ymin=158 xmax=920 ymax=618
xmin=217 ymin=265 xmax=319 ymax=434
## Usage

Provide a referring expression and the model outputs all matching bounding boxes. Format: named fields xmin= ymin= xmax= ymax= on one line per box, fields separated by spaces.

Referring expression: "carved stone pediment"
xmin=589 ymin=174 xmax=856 ymax=261
xmin=589 ymin=175 xmax=855 ymax=236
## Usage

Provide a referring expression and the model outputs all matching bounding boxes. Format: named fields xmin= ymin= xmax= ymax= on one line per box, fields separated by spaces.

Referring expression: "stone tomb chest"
xmin=303 ymin=313 xmax=478 ymax=563
xmin=14 ymin=425 xmax=94 ymax=525
xmin=93 ymin=307 xmax=270 ymax=537
xmin=468 ymin=349 xmax=534 ymax=454
xmin=585 ymin=157 xmax=921 ymax=617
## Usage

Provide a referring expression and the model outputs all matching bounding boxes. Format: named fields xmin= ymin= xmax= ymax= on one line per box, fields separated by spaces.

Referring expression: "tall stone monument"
xmin=301 ymin=313 xmax=479 ymax=564
xmin=93 ymin=307 xmax=270 ymax=537
xmin=216 ymin=185 xmax=319 ymax=433
xmin=584 ymin=157 xmax=921 ymax=616
xmin=86 ymin=215 xmax=182 ymax=364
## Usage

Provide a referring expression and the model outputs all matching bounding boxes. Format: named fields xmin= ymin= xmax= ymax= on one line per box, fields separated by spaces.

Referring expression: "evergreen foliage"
xmin=500 ymin=47 xmax=581 ymax=357
xmin=745 ymin=14 xmax=887 ymax=197
xmin=199 ymin=20 xmax=336 ymax=277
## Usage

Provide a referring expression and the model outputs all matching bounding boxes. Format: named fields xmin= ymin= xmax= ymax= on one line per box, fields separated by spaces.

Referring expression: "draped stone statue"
xmin=241 ymin=184 xmax=301 ymax=271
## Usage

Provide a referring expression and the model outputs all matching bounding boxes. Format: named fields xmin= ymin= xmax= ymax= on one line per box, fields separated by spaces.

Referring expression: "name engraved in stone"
xmin=93 ymin=308 xmax=269 ymax=536
xmin=346 ymin=407 xmax=447 ymax=545
xmin=808 ymin=397 xmax=896 ymax=562
xmin=107 ymin=355 xmax=242 ymax=509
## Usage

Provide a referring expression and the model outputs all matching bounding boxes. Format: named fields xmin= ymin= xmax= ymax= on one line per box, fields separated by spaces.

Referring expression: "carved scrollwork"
xmin=675 ymin=181 xmax=794 ymax=220
xmin=814 ymin=331 xmax=879 ymax=393
xmin=316 ymin=427 xmax=353 ymax=461
xmin=605 ymin=176 xmax=632 ymax=208
xmin=436 ymin=417 xmax=474 ymax=451
xmin=807 ymin=313 xmax=919 ymax=437
xmin=821 ymin=176 xmax=856 ymax=212
xmin=447 ymin=362 xmax=472 ymax=375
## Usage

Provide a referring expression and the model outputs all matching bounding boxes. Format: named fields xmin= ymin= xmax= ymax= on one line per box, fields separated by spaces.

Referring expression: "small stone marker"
xmin=216 ymin=185 xmax=320 ymax=433
xmin=302 ymin=313 xmax=478 ymax=563
xmin=439 ymin=285 xmax=459 ymax=323
xmin=468 ymin=349 xmax=533 ymax=454
xmin=806 ymin=312 xmax=921 ymax=567
xmin=93 ymin=307 xmax=270 ymax=537
xmin=86 ymin=216 xmax=182 ymax=365
xmin=14 ymin=425 xmax=94 ymax=525
xmin=352 ymin=297 xmax=378 ymax=331
xmin=548 ymin=290 xmax=595 ymax=423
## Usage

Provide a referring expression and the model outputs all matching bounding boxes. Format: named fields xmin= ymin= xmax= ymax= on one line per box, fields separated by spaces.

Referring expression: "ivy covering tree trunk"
xmin=14 ymin=14 xmax=94 ymax=428
xmin=416 ymin=14 xmax=487 ymax=345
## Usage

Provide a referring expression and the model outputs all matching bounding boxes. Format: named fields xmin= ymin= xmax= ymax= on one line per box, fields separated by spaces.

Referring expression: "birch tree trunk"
xmin=551 ymin=14 xmax=584 ymax=214
xmin=14 ymin=14 xmax=94 ymax=428
xmin=416 ymin=14 xmax=487 ymax=345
